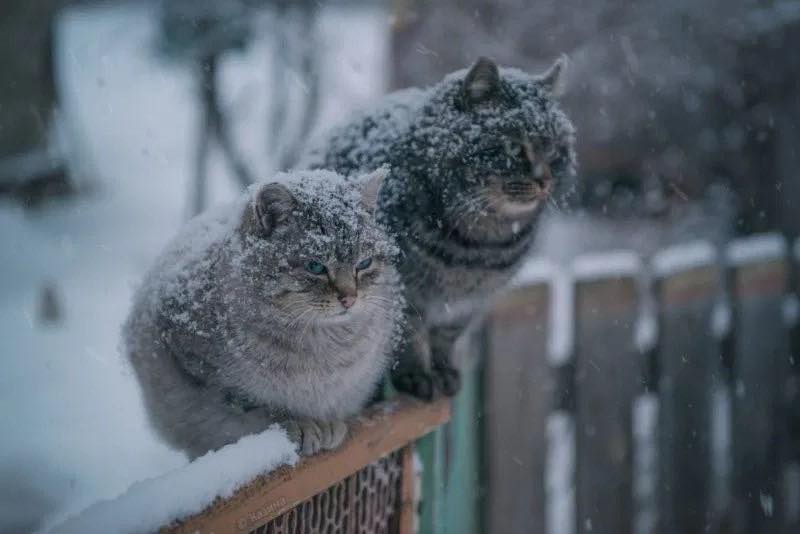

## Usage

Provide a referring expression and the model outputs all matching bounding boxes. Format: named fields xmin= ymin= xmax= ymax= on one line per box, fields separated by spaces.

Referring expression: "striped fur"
xmin=302 ymin=58 xmax=577 ymax=398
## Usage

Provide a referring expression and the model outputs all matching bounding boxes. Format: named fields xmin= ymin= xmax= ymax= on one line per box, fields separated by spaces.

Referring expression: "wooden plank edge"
xmin=660 ymin=265 xmax=718 ymax=306
xmin=399 ymin=443 xmax=416 ymax=534
xmin=735 ymin=259 xmax=787 ymax=298
xmin=166 ymin=396 xmax=451 ymax=534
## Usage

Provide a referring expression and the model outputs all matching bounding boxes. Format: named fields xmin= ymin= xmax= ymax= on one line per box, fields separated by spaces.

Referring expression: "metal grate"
xmin=251 ymin=448 xmax=405 ymax=534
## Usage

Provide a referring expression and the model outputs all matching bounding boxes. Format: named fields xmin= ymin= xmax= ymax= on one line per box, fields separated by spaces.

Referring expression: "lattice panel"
xmin=251 ymin=448 xmax=405 ymax=534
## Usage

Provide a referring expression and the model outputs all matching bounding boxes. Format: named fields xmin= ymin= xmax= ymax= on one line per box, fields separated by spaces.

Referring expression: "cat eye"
xmin=356 ymin=257 xmax=373 ymax=271
xmin=305 ymin=260 xmax=327 ymax=276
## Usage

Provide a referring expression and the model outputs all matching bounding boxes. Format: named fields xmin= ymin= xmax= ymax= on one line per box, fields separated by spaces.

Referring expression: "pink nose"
xmin=339 ymin=295 xmax=356 ymax=309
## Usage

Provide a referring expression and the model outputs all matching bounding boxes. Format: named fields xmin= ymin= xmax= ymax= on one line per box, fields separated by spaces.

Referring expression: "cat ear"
xmin=538 ymin=54 xmax=569 ymax=97
xmin=253 ymin=182 xmax=295 ymax=236
xmin=360 ymin=167 xmax=388 ymax=214
xmin=463 ymin=57 xmax=501 ymax=106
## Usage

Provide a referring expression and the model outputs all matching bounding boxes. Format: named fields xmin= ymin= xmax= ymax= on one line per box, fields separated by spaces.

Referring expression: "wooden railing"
xmin=165 ymin=396 xmax=450 ymax=533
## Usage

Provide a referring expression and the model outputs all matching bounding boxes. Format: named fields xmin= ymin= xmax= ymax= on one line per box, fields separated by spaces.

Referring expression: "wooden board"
xmin=484 ymin=284 xmax=552 ymax=534
xmin=574 ymin=276 xmax=639 ymax=534
xmin=730 ymin=259 xmax=790 ymax=533
xmin=657 ymin=265 xmax=719 ymax=534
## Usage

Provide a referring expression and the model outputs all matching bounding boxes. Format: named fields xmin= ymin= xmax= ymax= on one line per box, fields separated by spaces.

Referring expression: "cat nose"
xmin=339 ymin=295 xmax=356 ymax=309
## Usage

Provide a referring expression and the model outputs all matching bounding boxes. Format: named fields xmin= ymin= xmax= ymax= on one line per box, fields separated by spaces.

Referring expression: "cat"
xmin=301 ymin=57 xmax=577 ymax=399
xmin=124 ymin=168 xmax=404 ymax=459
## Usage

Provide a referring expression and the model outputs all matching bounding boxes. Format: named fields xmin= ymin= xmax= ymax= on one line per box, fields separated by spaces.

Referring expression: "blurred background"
xmin=1 ymin=0 xmax=798 ymax=532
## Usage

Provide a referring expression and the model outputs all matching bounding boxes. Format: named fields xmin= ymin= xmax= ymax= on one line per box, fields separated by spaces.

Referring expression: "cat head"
xmin=397 ymin=56 xmax=576 ymax=223
xmin=238 ymin=168 xmax=400 ymax=325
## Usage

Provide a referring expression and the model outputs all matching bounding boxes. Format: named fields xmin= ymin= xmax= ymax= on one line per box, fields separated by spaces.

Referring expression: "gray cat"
xmin=124 ymin=169 xmax=404 ymax=459
xmin=302 ymin=57 xmax=577 ymax=399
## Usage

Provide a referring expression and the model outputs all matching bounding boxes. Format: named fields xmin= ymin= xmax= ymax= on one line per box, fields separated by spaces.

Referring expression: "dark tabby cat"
xmin=301 ymin=57 xmax=577 ymax=399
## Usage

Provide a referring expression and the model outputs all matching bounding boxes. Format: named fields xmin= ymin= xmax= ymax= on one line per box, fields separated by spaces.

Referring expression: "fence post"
xmin=727 ymin=234 xmax=791 ymax=533
xmin=572 ymin=252 xmax=642 ymax=534
xmin=652 ymin=241 xmax=719 ymax=534
xmin=417 ymin=424 xmax=447 ymax=534
xmin=787 ymin=238 xmax=800 ymax=532
xmin=484 ymin=281 xmax=553 ymax=534
xmin=441 ymin=326 xmax=484 ymax=534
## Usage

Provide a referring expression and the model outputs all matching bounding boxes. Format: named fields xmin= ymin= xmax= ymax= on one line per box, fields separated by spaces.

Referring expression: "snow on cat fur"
xmin=124 ymin=169 xmax=404 ymax=459
xmin=301 ymin=57 xmax=576 ymax=400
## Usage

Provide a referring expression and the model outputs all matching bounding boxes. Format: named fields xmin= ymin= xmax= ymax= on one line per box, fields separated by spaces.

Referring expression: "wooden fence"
xmin=481 ymin=233 xmax=800 ymax=534
xmin=61 ymin=234 xmax=799 ymax=534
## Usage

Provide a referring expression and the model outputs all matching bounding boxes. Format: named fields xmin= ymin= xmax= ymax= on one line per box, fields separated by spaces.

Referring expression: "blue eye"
xmin=356 ymin=257 xmax=373 ymax=271
xmin=305 ymin=260 xmax=327 ymax=275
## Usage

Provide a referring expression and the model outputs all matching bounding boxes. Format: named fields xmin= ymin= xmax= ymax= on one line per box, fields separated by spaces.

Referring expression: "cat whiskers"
xmin=545 ymin=193 xmax=564 ymax=214
xmin=456 ymin=191 xmax=497 ymax=237
xmin=360 ymin=295 xmax=401 ymax=319
xmin=367 ymin=289 xmax=421 ymax=321
xmin=446 ymin=189 xmax=494 ymax=238
xmin=286 ymin=307 xmax=315 ymax=330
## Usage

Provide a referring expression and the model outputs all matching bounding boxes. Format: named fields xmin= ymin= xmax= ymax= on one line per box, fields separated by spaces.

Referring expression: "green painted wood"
xmin=417 ymin=422 xmax=446 ymax=534
xmin=442 ymin=334 xmax=484 ymax=534
xmin=414 ymin=328 xmax=485 ymax=534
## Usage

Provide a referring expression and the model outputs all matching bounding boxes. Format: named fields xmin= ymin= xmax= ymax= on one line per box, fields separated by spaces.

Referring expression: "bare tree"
xmin=160 ymin=0 xmax=323 ymax=216
xmin=159 ymin=0 xmax=259 ymax=215
xmin=0 ymin=0 xmax=73 ymax=206
xmin=191 ymin=52 xmax=256 ymax=214
xmin=266 ymin=0 xmax=321 ymax=172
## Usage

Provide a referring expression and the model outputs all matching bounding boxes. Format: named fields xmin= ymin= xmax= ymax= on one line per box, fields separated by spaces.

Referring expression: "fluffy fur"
xmin=302 ymin=57 xmax=576 ymax=398
xmin=124 ymin=169 xmax=404 ymax=458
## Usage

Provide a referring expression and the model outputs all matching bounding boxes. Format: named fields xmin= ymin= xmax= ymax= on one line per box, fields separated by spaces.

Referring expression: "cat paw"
xmin=391 ymin=366 xmax=436 ymax=401
xmin=432 ymin=362 xmax=461 ymax=397
xmin=284 ymin=419 xmax=348 ymax=456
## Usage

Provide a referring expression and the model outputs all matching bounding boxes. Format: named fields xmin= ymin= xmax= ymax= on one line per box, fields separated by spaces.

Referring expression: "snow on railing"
xmin=725 ymin=232 xmax=786 ymax=266
xmin=45 ymin=428 xmax=298 ymax=534
xmin=47 ymin=396 xmax=449 ymax=534
xmin=652 ymin=240 xmax=717 ymax=277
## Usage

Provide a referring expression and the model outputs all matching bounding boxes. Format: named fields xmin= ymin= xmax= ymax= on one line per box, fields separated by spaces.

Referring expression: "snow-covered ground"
xmin=0 ymin=3 xmax=388 ymax=531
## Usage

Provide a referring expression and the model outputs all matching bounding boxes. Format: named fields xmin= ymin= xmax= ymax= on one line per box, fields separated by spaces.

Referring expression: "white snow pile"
xmin=545 ymin=411 xmax=575 ymax=534
xmin=634 ymin=302 xmax=658 ymax=354
xmin=571 ymin=249 xmax=642 ymax=280
xmin=725 ymin=232 xmax=787 ymax=265
xmin=43 ymin=426 xmax=298 ymax=534
xmin=548 ymin=269 xmax=575 ymax=366
xmin=511 ymin=257 xmax=554 ymax=287
xmin=632 ymin=393 xmax=659 ymax=534
xmin=711 ymin=299 xmax=733 ymax=339
xmin=652 ymin=239 xmax=716 ymax=277
xmin=783 ymin=294 xmax=800 ymax=327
